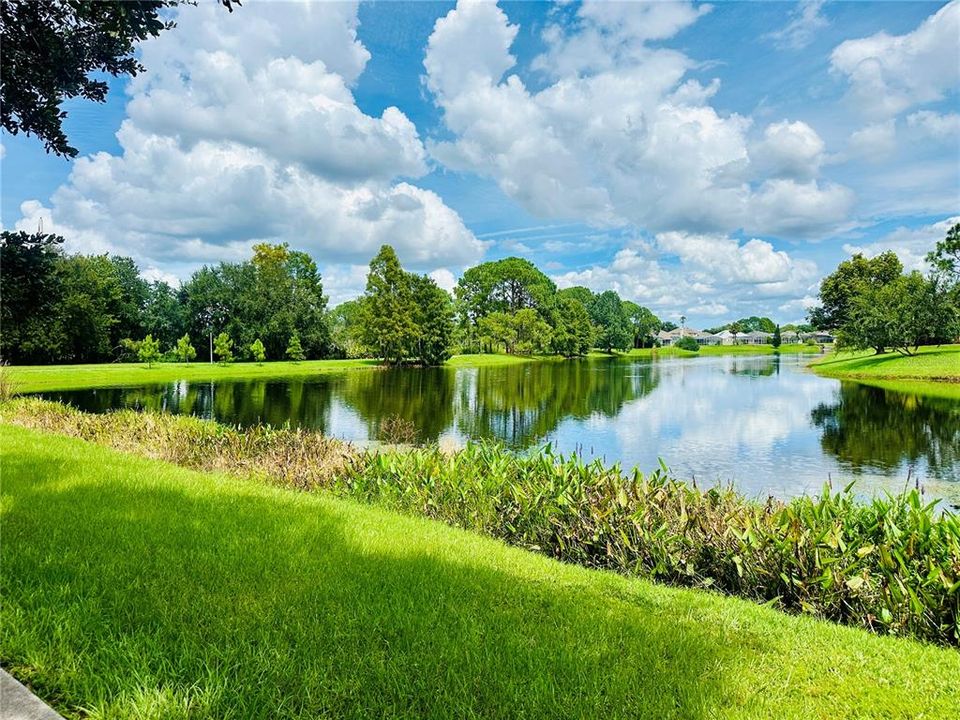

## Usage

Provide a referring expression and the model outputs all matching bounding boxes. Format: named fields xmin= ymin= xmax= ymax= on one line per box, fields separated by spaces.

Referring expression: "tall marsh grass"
xmin=4 ymin=397 xmax=958 ymax=645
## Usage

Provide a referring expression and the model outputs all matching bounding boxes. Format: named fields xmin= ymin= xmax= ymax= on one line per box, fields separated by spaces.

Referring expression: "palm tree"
xmin=729 ymin=320 xmax=744 ymax=345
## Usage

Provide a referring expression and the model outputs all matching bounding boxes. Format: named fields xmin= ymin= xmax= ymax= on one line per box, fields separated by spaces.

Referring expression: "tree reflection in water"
xmin=38 ymin=357 xmax=960 ymax=493
xmin=811 ymin=382 xmax=960 ymax=481
xmin=453 ymin=359 xmax=660 ymax=447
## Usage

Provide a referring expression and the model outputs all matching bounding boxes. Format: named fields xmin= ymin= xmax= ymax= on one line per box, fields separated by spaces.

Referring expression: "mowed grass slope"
xmin=811 ymin=344 xmax=960 ymax=382
xmin=2 ymin=426 xmax=959 ymax=719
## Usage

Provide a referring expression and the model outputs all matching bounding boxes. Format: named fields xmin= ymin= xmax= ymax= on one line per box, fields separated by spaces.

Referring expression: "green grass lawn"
xmin=811 ymin=344 xmax=960 ymax=383
xmin=4 ymin=358 xmax=382 ymax=393
xmin=7 ymin=345 xmax=822 ymax=393
xmin=2 ymin=425 xmax=959 ymax=719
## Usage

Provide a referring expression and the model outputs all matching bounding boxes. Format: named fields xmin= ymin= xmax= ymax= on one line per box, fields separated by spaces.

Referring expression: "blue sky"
xmin=2 ymin=0 xmax=958 ymax=326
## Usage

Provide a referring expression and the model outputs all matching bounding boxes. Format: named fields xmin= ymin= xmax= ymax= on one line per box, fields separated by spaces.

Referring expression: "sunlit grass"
xmin=8 ymin=346 xmax=827 ymax=394
xmin=3 ymin=424 xmax=959 ymax=719
xmin=811 ymin=344 xmax=960 ymax=382
xmin=6 ymin=398 xmax=958 ymax=646
xmin=5 ymin=358 xmax=381 ymax=393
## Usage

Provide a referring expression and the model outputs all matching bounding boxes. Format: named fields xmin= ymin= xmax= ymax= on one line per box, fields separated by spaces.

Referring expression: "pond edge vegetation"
xmin=4 ymin=398 xmax=957 ymax=647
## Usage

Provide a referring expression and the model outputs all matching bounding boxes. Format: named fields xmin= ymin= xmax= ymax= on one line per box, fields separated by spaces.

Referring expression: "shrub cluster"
xmin=674 ymin=336 xmax=700 ymax=352
xmin=4 ymin=398 xmax=958 ymax=645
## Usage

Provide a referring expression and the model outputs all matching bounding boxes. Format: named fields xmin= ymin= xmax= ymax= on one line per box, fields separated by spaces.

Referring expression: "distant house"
xmin=713 ymin=329 xmax=771 ymax=345
xmin=798 ymin=330 xmax=835 ymax=344
xmin=657 ymin=328 xmax=721 ymax=346
xmin=741 ymin=331 xmax=772 ymax=345
xmin=657 ymin=325 xmax=826 ymax=347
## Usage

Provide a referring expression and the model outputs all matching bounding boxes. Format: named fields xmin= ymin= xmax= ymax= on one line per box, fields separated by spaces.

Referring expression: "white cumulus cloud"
xmin=831 ymin=1 xmax=960 ymax=117
xmin=424 ymin=0 xmax=852 ymax=240
xmin=13 ymin=1 xmax=484 ymax=283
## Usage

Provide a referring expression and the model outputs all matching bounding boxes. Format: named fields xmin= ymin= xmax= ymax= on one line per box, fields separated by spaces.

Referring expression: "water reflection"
xmin=811 ymin=382 xmax=960 ymax=479
xmin=453 ymin=361 xmax=660 ymax=447
xmin=40 ymin=354 xmax=960 ymax=503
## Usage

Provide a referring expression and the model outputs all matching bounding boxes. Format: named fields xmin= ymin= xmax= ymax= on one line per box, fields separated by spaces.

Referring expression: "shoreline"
xmin=6 ymin=344 xmax=823 ymax=393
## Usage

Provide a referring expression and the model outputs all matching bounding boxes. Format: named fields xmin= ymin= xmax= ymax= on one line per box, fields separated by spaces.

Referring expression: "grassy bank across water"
xmin=3 ymin=423 xmax=959 ymax=719
xmin=811 ymin=344 xmax=960 ymax=384
xmin=7 ymin=345 xmax=823 ymax=393
xmin=629 ymin=343 xmax=820 ymax=358
xmin=5 ymin=358 xmax=381 ymax=393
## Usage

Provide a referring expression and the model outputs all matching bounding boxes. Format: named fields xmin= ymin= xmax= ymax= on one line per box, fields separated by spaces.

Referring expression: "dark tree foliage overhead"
xmin=0 ymin=0 xmax=240 ymax=158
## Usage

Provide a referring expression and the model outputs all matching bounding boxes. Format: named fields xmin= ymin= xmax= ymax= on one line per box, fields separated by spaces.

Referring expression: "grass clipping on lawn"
xmin=3 ymin=397 xmax=958 ymax=647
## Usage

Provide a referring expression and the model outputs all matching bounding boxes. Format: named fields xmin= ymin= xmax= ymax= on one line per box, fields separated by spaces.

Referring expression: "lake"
xmin=39 ymin=353 xmax=960 ymax=505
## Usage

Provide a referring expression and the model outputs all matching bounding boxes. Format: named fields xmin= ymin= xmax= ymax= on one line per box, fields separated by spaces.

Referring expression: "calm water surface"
xmin=42 ymin=354 xmax=960 ymax=504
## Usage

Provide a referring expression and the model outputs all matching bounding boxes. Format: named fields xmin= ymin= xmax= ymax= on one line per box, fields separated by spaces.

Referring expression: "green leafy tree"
xmin=557 ymin=286 xmax=595 ymax=309
xmin=181 ymin=244 xmax=328 ymax=363
xmin=108 ymin=255 xmax=149 ymax=343
xmin=772 ymin=325 xmax=782 ymax=348
xmin=622 ymin=301 xmax=661 ymax=348
xmin=174 ymin=333 xmax=196 ymax=363
xmin=734 ymin=316 xmax=776 ymax=333
xmin=590 ymin=291 xmax=632 ymax=352
xmin=327 ymin=300 xmax=366 ymax=358
xmin=137 ymin=334 xmax=161 ymax=367
xmin=119 ymin=337 xmax=141 ymax=362
xmin=410 ymin=274 xmax=454 ymax=366
xmin=926 ymin=222 xmax=960 ymax=283
xmin=250 ymin=338 xmax=266 ymax=365
xmin=478 ymin=312 xmax=516 ymax=354
xmin=551 ymin=296 xmax=594 ymax=357
xmin=57 ymin=254 xmax=125 ymax=362
xmin=358 ymin=245 xmax=418 ymax=364
xmin=844 ymin=272 xmax=958 ymax=355
xmin=143 ymin=280 xmax=186 ymax=348
xmin=248 ymin=243 xmax=328 ymax=360
xmin=286 ymin=332 xmax=306 ymax=362
xmin=809 ymin=252 xmax=902 ymax=329
xmin=455 ymin=258 xmax=557 ymax=351
xmin=181 ymin=266 xmax=228 ymax=364
xmin=1 ymin=1 xmax=177 ymax=157
xmin=214 ymin=332 xmax=234 ymax=365
xmin=512 ymin=308 xmax=552 ymax=355
xmin=0 ymin=230 xmax=66 ymax=363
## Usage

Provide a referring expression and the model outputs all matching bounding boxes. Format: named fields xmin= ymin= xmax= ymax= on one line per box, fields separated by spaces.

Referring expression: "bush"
xmin=5 ymin=397 xmax=959 ymax=646
xmin=378 ymin=414 xmax=419 ymax=445
xmin=675 ymin=336 xmax=700 ymax=352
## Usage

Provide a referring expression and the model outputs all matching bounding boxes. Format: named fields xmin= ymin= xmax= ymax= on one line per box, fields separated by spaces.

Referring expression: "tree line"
xmin=0 ymin=233 xmax=670 ymax=365
xmin=1 ymin=231 xmax=326 ymax=365
xmin=808 ymin=223 xmax=960 ymax=355
xmin=5 ymin=223 xmax=957 ymax=366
